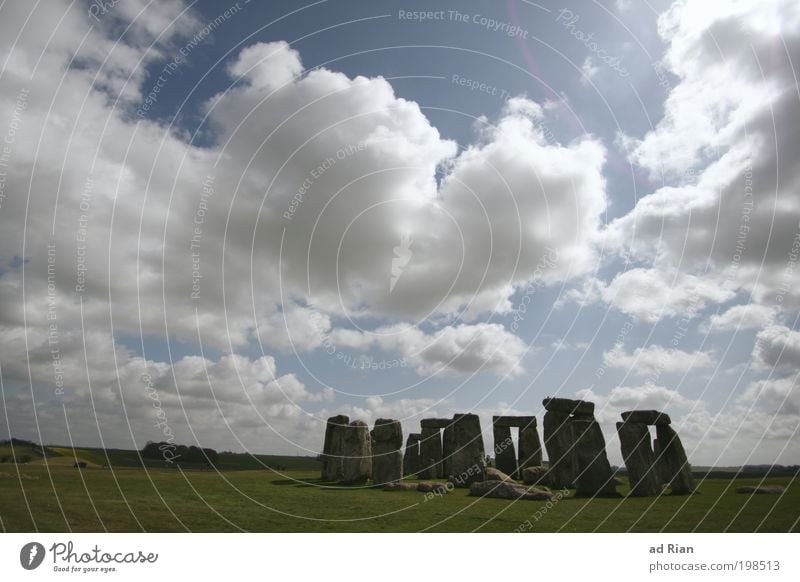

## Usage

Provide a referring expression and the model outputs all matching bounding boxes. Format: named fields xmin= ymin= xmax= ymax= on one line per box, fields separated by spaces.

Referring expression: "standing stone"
xmin=419 ymin=426 xmax=443 ymax=479
xmin=493 ymin=423 xmax=517 ymax=478
xmin=572 ymin=419 xmax=618 ymax=497
xmin=403 ymin=433 xmax=422 ymax=477
xmin=518 ymin=418 xmax=543 ymax=473
xmin=655 ymin=424 xmax=695 ymax=494
xmin=617 ymin=421 xmax=660 ymax=497
xmin=542 ymin=410 xmax=576 ymax=489
xmin=341 ymin=420 xmax=372 ymax=484
xmin=371 ymin=419 xmax=403 ymax=486
xmin=449 ymin=413 xmax=485 ymax=487
xmin=321 ymin=414 xmax=349 ymax=481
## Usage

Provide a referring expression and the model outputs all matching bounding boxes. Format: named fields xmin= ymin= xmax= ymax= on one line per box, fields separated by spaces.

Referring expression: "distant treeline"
xmin=0 ymin=438 xmax=52 ymax=456
xmin=0 ymin=438 xmax=58 ymax=463
xmin=141 ymin=441 xmax=219 ymax=465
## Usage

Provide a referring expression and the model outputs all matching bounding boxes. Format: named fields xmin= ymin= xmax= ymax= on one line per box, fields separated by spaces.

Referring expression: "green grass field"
xmin=0 ymin=462 xmax=796 ymax=532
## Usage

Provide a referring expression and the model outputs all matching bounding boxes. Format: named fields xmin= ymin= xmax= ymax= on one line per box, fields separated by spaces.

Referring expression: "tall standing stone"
xmin=542 ymin=409 xmax=576 ymax=489
xmin=655 ymin=424 xmax=695 ymax=494
xmin=403 ymin=433 xmax=422 ymax=477
xmin=572 ymin=419 xmax=618 ymax=497
xmin=341 ymin=420 xmax=372 ymax=485
xmin=321 ymin=414 xmax=349 ymax=481
xmin=617 ymin=421 xmax=660 ymax=497
xmin=419 ymin=426 xmax=443 ymax=479
xmin=518 ymin=418 xmax=542 ymax=473
xmin=371 ymin=418 xmax=403 ymax=486
xmin=449 ymin=413 xmax=485 ymax=487
xmin=493 ymin=424 xmax=517 ymax=478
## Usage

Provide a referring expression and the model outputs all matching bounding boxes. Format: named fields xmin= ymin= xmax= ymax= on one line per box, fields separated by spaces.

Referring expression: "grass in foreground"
xmin=0 ymin=464 xmax=797 ymax=532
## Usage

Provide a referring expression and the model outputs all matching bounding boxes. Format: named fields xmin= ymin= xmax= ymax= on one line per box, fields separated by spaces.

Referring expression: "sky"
xmin=0 ymin=0 xmax=798 ymax=466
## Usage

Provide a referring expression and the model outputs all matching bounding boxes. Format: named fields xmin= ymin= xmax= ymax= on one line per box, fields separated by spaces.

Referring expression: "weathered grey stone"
xmin=572 ymin=419 xmax=618 ymax=497
xmin=736 ymin=485 xmax=785 ymax=494
xmin=468 ymin=480 xmax=553 ymax=500
xmin=522 ymin=466 xmax=549 ymax=486
xmin=621 ymin=410 xmax=672 ymax=425
xmin=371 ymin=418 xmax=403 ymax=486
xmin=417 ymin=481 xmax=449 ymax=493
xmin=493 ymin=415 xmax=536 ymax=428
xmin=542 ymin=410 xmax=576 ymax=489
xmin=341 ymin=420 xmax=372 ymax=484
xmin=321 ymin=414 xmax=349 ymax=481
xmin=484 ymin=467 xmax=515 ymax=482
xmin=403 ymin=433 xmax=422 ymax=477
xmin=617 ymin=421 xmax=661 ymax=497
xmin=419 ymin=426 xmax=443 ymax=479
xmin=655 ymin=424 xmax=695 ymax=494
xmin=518 ymin=419 xmax=543 ymax=472
xmin=542 ymin=397 xmax=594 ymax=416
xmin=449 ymin=413 xmax=486 ymax=487
xmin=493 ymin=424 xmax=517 ymax=477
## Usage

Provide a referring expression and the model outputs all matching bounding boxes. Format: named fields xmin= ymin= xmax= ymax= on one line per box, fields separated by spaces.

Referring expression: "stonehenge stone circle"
xmin=341 ymin=420 xmax=372 ymax=484
xmin=371 ymin=418 xmax=403 ymax=486
xmin=321 ymin=414 xmax=349 ymax=481
xmin=320 ymin=404 xmax=696 ymax=500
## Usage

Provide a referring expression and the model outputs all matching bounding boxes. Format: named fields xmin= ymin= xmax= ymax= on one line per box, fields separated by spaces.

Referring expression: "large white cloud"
xmin=702 ymin=303 xmax=776 ymax=333
xmin=0 ymin=1 xmax=609 ymax=375
xmin=599 ymin=0 xmax=800 ymax=323
xmin=330 ymin=322 xmax=528 ymax=377
xmin=0 ymin=1 xmax=612 ymax=452
xmin=753 ymin=325 xmax=800 ymax=371
xmin=602 ymin=343 xmax=714 ymax=377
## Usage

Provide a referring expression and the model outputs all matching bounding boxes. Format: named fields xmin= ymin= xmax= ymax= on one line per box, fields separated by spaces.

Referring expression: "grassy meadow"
xmin=1 ymin=457 xmax=797 ymax=532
